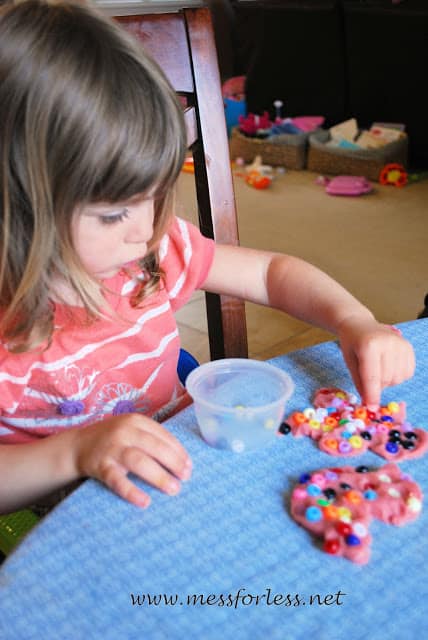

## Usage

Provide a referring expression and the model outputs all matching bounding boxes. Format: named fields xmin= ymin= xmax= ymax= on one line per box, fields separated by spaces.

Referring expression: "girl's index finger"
xmin=358 ymin=351 xmax=382 ymax=407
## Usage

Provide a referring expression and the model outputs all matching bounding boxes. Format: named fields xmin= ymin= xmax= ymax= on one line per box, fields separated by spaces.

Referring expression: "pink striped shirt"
xmin=0 ymin=217 xmax=215 ymax=443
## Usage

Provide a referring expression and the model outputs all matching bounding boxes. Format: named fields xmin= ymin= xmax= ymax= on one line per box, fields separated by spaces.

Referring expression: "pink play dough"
xmin=286 ymin=388 xmax=428 ymax=461
xmin=290 ymin=462 xmax=423 ymax=564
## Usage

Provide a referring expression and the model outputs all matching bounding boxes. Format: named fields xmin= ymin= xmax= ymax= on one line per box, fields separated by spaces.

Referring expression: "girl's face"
xmin=71 ymin=195 xmax=155 ymax=279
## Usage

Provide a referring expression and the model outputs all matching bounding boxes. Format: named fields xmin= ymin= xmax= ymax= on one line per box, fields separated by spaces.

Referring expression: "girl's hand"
xmin=337 ymin=316 xmax=415 ymax=407
xmin=71 ymin=414 xmax=192 ymax=508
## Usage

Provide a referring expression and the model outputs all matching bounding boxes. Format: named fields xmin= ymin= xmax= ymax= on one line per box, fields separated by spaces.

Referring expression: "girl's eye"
xmin=99 ymin=208 xmax=129 ymax=226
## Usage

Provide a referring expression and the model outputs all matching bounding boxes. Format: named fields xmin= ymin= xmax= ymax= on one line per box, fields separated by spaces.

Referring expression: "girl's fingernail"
xmin=181 ymin=465 xmax=192 ymax=481
xmin=367 ymin=404 xmax=379 ymax=412
xmin=167 ymin=479 xmax=180 ymax=495
xmin=136 ymin=495 xmax=150 ymax=508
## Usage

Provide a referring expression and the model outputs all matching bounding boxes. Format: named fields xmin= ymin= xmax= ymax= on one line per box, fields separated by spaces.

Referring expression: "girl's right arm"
xmin=0 ymin=414 xmax=192 ymax=514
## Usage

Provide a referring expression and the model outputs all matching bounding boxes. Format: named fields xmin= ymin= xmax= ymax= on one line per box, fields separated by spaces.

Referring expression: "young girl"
xmin=0 ymin=0 xmax=414 ymax=514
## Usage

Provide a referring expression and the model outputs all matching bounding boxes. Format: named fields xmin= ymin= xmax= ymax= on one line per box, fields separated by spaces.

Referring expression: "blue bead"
xmin=307 ymin=484 xmax=322 ymax=496
xmin=342 ymin=431 xmax=352 ymax=439
xmin=381 ymin=416 xmax=394 ymax=422
xmin=386 ymin=441 xmax=399 ymax=454
xmin=305 ymin=506 xmax=323 ymax=522
xmin=299 ymin=473 xmax=311 ymax=484
xmin=345 ymin=534 xmax=361 ymax=546
xmin=364 ymin=489 xmax=377 ymax=500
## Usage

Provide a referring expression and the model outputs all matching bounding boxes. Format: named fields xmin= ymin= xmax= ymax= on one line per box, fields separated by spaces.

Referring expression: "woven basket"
xmin=307 ymin=129 xmax=408 ymax=181
xmin=229 ymin=127 xmax=308 ymax=169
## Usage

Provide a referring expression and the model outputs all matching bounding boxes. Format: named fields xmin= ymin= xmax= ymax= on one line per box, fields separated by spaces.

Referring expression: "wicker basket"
xmin=229 ymin=126 xmax=308 ymax=169
xmin=307 ymin=129 xmax=408 ymax=181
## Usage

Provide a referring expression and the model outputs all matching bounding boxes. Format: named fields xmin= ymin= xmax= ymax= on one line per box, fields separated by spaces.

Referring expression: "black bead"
xmin=323 ymin=488 xmax=337 ymax=500
xmin=340 ymin=482 xmax=352 ymax=490
xmin=361 ymin=431 xmax=372 ymax=441
xmin=389 ymin=429 xmax=401 ymax=439
xmin=278 ymin=422 xmax=291 ymax=435
xmin=401 ymin=440 xmax=416 ymax=450
xmin=356 ymin=465 xmax=370 ymax=473
xmin=404 ymin=431 xmax=418 ymax=440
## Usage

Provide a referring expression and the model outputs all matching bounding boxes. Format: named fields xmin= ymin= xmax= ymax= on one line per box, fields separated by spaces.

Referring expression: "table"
xmin=1 ymin=319 xmax=427 ymax=640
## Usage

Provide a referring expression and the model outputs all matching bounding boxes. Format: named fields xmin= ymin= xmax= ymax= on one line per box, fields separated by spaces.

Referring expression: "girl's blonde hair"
xmin=0 ymin=0 xmax=187 ymax=351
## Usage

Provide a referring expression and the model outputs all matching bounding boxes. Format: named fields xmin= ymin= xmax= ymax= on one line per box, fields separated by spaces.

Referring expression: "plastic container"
xmin=186 ymin=358 xmax=294 ymax=452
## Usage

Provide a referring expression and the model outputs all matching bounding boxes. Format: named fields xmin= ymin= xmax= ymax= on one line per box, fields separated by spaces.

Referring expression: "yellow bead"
xmin=388 ymin=401 xmax=400 ymax=413
xmin=349 ymin=435 xmax=363 ymax=449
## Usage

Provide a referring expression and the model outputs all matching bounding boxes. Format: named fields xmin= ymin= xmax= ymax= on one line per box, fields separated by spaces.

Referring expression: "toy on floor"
xmin=379 ymin=163 xmax=408 ymax=186
xmin=233 ymin=155 xmax=274 ymax=190
xmin=182 ymin=156 xmax=195 ymax=173
xmin=286 ymin=387 xmax=428 ymax=461
xmin=316 ymin=175 xmax=372 ymax=196
xmin=290 ymin=462 xmax=423 ymax=564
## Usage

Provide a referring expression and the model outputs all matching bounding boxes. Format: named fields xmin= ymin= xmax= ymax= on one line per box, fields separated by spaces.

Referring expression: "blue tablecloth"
xmin=1 ymin=320 xmax=427 ymax=640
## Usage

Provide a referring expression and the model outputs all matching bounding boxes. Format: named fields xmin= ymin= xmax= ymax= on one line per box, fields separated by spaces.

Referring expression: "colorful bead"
xmin=345 ymin=490 xmax=362 ymax=504
xmin=386 ymin=442 xmax=399 ymax=454
xmin=378 ymin=474 xmax=392 ymax=483
xmin=404 ymin=431 xmax=418 ymax=440
xmin=324 ymin=538 xmax=341 ymax=554
xmin=336 ymin=521 xmax=352 ymax=536
xmin=387 ymin=488 xmax=401 ymax=498
xmin=338 ymin=441 xmax=352 ymax=454
xmin=324 ymin=416 xmax=338 ymax=428
xmin=292 ymin=412 xmax=306 ymax=425
xmin=353 ymin=522 xmax=368 ymax=538
xmin=323 ymin=505 xmax=340 ymax=519
xmin=278 ymin=422 xmax=291 ymax=435
xmin=349 ymin=435 xmax=363 ymax=449
xmin=299 ymin=473 xmax=311 ymax=484
xmin=323 ymin=488 xmax=337 ymax=500
xmin=387 ymin=402 xmax=400 ymax=413
xmin=264 ymin=418 xmax=275 ymax=430
xmin=309 ymin=419 xmax=321 ymax=429
xmin=354 ymin=407 xmax=367 ymax=420
xmin=345 ymin=534 xmax=361 ymax=546
xmin=324 ymin=438 xmax=339 ymax=450
xmin=311 ymin=473 xmax=327 ymax=488
xmin=407 ymin=496 xmax=422 ymax=513
xmin=325 ymin=471 xmax=339 ymax=481
xmin=401 ymin=440 xmax=416 ymax=450
xmin=338 ymin=507 xmax=352 ymax=520
xmin=317 ymin=498 xmax=330 ymax=507
xmin=305 ymin=506 xmax=323 ymax=522
xmin=292 ymin=488 xmax=307 ymax=500
xmin=307 ymin=484 xmax=322 ymax=496
xmin=303 ymin=407 xmax=316 ymax=419
xmin=364 ymin=489 xmax=377 ymax=500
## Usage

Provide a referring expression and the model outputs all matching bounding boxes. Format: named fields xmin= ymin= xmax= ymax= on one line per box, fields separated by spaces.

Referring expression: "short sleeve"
xmin=159 ymin=217 xmax=215 ymax=312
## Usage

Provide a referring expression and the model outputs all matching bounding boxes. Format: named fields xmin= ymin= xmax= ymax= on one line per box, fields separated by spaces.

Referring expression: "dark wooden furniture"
xmin=114 ymin=6 xmax=248 ymax=360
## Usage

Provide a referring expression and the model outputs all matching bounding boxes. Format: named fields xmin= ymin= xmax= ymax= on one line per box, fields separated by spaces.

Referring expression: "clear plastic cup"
xmin=186 ymin=358 xmax=294 ymax=452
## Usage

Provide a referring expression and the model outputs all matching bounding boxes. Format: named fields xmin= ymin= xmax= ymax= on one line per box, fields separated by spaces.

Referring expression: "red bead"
xmin=330 ymin=467 xmax=343 ymax=473
xmin=336 ymin=522 xmax=352 ymax=536
xmin=324 ymin=538 xmax=341 ymax=554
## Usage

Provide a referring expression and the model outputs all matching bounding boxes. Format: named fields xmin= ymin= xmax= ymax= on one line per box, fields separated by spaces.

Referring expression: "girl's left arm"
xmin=201 ymin=244 xmax=415 ymax=406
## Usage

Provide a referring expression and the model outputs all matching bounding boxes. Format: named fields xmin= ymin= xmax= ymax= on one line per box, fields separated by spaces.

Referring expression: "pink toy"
xmin=316 ymin=175 xmax=372 ymax=196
